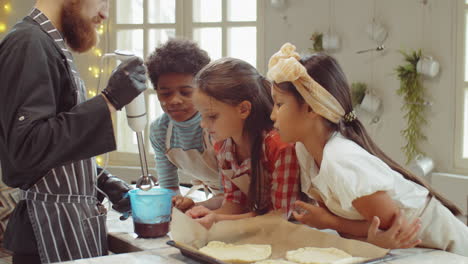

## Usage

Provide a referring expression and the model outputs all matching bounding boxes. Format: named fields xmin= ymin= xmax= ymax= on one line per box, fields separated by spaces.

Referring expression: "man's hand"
xmin=172 ymin=195 xmax=195 ymax=212
xmin=102 ymin=57 xmax=147 ymax=110
xmin=367 ymin=211 xmax=422 ymax=249
xmin=97 ymin=172 xmax=132 ymax=214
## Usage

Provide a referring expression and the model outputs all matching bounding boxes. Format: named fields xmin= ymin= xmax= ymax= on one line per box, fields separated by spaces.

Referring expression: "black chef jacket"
xmin=0 ymin=16 xmax=116 ymax=254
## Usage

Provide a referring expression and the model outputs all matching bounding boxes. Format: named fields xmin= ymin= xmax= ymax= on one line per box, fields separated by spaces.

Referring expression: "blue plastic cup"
xmin=128 ymin=188 xmax=175 ymax=238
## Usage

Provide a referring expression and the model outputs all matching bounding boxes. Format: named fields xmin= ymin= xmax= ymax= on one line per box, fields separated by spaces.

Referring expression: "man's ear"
xmin=238 ymin=100 xmax=252 ymax=120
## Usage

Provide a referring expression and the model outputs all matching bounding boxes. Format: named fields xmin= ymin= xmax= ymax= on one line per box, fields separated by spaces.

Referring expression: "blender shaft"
xmin=136 ymin=131 xmax=149 ymax=177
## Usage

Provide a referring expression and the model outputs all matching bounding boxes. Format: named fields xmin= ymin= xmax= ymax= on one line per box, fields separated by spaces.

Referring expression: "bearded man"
xmin=0 ymin=0 xmax=148 ymax=263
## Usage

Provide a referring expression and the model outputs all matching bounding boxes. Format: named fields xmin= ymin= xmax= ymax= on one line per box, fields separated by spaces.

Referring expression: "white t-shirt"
xmin=296 ymin=132 xmax=429 ymax=220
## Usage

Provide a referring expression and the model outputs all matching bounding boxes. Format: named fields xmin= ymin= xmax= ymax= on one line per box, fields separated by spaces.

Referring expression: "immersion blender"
xmin=103 ymin=50 xmax=157 ymax=191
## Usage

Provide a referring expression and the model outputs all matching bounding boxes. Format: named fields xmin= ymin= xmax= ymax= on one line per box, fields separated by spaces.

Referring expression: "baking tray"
xmin=167 ymin=240 xmax=226 ymax=264
xmin=166 ymin=240 xmax=426 ymax=264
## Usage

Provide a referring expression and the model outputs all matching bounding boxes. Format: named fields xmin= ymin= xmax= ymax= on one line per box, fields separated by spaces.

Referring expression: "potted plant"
xmin=395 ymin=49 xmax=427 ymax=164
xmin=351 ymin=82 xmax=367 ymax=107
xmin=309 ymin=32 xmax=324 ymax=52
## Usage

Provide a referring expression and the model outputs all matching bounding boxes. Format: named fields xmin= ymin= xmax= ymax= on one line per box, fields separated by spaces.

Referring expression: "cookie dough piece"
xmin=255 ymin=259 xmax=298 ymax=264
xmin=286 ymin=247 xmax=352 ymax=264
xmin=199 ymin=241 xmax=272 ymax=263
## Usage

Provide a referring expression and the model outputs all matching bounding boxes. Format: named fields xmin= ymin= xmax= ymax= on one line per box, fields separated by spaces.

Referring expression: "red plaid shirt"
xmin=215 ymin=130 xmax=300 ymax=214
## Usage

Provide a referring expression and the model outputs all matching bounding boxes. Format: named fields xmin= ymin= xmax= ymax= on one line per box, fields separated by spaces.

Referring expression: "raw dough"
xmin=332 ymin=257 xmax=367 ymax=264
xmin=199 ymin=241 xmax=272 ymax=263
xmin=255 ymin=260 xmax=297 ymax=264
xmin=286 ymin=247 xmax=352 ymax=264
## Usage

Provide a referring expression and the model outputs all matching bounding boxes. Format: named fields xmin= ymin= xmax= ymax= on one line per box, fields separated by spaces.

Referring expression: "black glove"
xmin=102 ymin=56 xmax=147 ymax=110
xmin=97 ymin=168 xmax=133 ymax=214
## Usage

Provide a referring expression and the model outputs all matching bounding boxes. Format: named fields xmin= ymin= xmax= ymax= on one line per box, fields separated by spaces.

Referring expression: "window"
xmin=456 ymin=0 xmax=468 ymax=169
xmin=108 ymin=0 xmax=264 ymax=167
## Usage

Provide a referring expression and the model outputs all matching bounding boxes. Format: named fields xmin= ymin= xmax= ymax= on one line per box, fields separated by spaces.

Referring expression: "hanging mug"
xmin=322 ymin=33 xmax=340 ymax=51
xmin=270 ymin=0 xmax=287 ymax=9
xmin=360 ymin=92 xmax=381 ymax=114
xmin=417 ymin=56 xmax=440 ymax=78
xmin=366 ymin=21 xmax=388 ymax=43
xmin=409 ymin=155 xmax=435 ymax=178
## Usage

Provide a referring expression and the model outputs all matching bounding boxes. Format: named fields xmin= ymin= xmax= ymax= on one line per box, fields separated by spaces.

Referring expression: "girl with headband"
xmin=268 ymin=43 xmax=468 ymax=255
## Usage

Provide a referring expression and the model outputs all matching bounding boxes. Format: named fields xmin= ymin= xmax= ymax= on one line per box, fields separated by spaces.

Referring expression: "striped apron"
xmin=21 ymin=9 xmax=107 ymax=263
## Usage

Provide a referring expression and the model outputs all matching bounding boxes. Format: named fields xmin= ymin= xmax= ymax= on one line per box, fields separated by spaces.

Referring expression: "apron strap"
xmin=185 ymin=180 xmax=209 ymax=198
xmin=20 ymin=190 xmax=98 ymax=204
xmin=166 ymin=121 xmax=174 ymax=150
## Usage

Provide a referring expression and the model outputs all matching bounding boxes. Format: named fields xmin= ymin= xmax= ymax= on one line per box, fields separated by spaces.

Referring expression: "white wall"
xmin=264 ymin=0 xmax=461 ymax=174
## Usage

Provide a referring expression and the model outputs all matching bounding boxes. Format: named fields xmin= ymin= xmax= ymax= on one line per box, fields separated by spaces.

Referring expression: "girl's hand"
xmin=195 ymin=213 xmax=218 ymax=229
xmin=185 ymin=205 xmax=212 ymax=219
xmin=367 ymin=212 xmax=422 ymax=249
xmin=172 ymin=196 xmax=195 ymax=212
xmin=292 ymin=200 xmax=335 ymax=230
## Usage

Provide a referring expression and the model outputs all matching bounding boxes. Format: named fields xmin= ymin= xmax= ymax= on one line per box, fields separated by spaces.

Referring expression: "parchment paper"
xmin=170 ymin=209 xmax=389 ymax=261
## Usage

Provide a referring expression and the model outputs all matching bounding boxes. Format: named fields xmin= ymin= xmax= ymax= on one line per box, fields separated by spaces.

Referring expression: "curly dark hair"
xmin=145 ymin=38 xmax=210 ymax=89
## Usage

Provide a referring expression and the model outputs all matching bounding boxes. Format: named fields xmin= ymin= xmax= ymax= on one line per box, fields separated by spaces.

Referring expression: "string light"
xmin=86 ymin=23 xmax=106 ymax=86
xmin=92 ymin=23 xmax=108 ymax=172
xmin=93 ymin=47 xmax=103 ymax=57
xmin=0 ymin=22 xmax=6 ymax=33
xmin=88 ymin=65 xmax=101 ymax=79
xmin=0 ymin=1 xmax=11 ymax=34
xmin=96 ymin=156 xmax=103 ymax=166
xmin=3 ymin=3 xmax=11 ymax=14
xmin=97 ymin=24 xmax=105 ymax=35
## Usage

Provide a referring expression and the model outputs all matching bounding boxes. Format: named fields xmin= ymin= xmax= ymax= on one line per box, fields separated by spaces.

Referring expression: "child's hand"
xmin=292 ymin=200 xmax=335 ymax=230
xmin=172 ymin=195 xmax=195 ymax=212
xmin=367 ymin=212 xmax=422 ymax=249
xmin=195 ymin=213 xmax=218 ymax=229
xmin=185 ymin=205 xmax=211 ymax=219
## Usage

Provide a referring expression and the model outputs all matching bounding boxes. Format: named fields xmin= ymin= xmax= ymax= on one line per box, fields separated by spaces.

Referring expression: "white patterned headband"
xmin=267 ymin=43 xmax=345 ymax=124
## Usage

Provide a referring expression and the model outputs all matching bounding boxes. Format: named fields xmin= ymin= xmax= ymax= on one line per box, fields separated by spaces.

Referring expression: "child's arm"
xmin=367 ymin=214 xmax=421 ymax=249
xmin=294 ymin=191 xmax=400 ymax=236
xmin=186 ymin=200 xmax=254 ymax=229
xmin=197 ymin=194 xmax=224 ymax=210
xmin=293 ymin=200 xmax=371 ymax=237
xmin=173 ymin=194 xmax=224 ymax=212
xmin=352 ymin=191 xmax=400 ymax=229
xmin=293 ymin=196 xmax=422 ymax=249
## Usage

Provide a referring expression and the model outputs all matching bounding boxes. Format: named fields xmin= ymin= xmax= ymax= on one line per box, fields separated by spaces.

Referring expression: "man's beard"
xmin=60 ymin=0 xmax=100 ymax=53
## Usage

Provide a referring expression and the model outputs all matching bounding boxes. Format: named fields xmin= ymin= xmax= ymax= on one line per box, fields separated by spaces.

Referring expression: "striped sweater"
xmin=149 ymin=112 xmax=204 ymax=188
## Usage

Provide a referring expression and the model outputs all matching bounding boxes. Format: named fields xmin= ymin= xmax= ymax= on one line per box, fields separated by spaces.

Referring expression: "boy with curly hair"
xmin=146 ymin=38 xmax=222 ymax=211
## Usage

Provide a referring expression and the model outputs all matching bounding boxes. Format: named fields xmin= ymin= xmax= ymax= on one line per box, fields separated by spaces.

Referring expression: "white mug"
xmin=322 ymin=33 xmax=340 ymax=51
xmin=366 ymin=21 xmax=388 ymax=43
xmin=409 ymin=155 xmax=434 ymax=178
xmin=360 ymin=93 xmax=381 ymax=114
xmin=270 ymin=0 xmax=287 ymax=9
xmin=417 ymin=56 xmax=440 ymax=77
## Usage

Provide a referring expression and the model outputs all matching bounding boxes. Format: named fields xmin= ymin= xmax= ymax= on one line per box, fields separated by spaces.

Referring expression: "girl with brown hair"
xmin=185 ymin=57 xmax=301 ymax=228
xmin=268 ymin=43 xmax=468 ymax=255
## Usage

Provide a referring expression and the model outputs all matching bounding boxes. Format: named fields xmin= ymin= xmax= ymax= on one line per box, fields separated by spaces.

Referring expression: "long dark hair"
xmin=195 ymin=58 xmax=274 ymax=214
xmin=277 ymin=53 xmax=461 ymax=216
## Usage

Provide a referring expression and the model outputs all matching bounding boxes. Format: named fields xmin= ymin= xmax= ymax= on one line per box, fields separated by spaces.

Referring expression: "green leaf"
xmin=394 ymin=49 xmax=426 ymax=164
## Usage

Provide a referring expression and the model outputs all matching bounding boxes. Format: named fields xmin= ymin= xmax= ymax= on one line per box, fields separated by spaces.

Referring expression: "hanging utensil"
xmin=356 ymin=45 xmax=385 ymax=54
